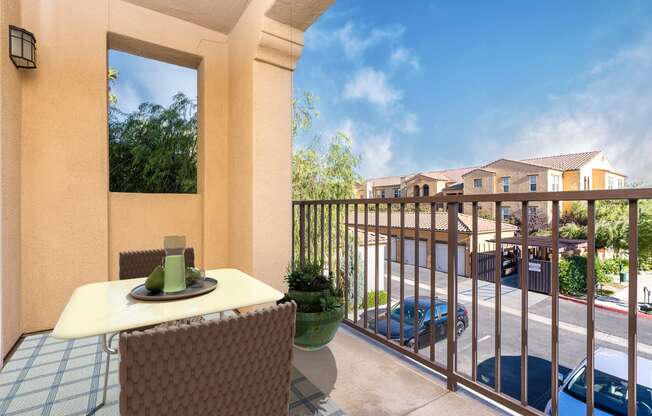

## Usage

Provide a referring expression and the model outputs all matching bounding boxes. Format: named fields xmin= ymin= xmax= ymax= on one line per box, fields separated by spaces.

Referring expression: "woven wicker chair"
xmin=119 ymin=248 xmax=195 ymax=280
xmin=119 ymin=301 xmax=296 ymax=416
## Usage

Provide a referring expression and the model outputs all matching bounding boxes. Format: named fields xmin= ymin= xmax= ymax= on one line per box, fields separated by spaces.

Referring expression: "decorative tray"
xmin=129 ymin=278 xmax=218 ymax=301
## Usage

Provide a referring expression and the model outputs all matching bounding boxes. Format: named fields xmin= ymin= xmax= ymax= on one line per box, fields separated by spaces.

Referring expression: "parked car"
xmin=545 ymin=348 xmax=652 ymax=416
xmin=369 ymin=296 xmax=468 ymax=348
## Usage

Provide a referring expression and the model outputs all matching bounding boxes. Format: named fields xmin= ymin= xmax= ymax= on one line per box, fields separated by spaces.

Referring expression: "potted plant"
xmin=284 ymin=261 xmax=344 ymax=350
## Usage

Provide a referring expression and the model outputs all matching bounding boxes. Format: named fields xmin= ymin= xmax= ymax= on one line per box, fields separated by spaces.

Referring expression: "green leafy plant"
xmin=285 ymin=261 xmax=332 ymax=292
xmin=559 ymin=255 xmax=611 ymax=296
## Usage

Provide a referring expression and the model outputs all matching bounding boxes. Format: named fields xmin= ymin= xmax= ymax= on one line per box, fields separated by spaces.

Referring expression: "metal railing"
xmin=292 ymin=189 xmax=652 ymax=416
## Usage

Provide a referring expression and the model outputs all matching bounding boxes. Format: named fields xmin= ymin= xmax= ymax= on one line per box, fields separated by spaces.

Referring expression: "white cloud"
xmin=344 ymin=67 xmax=402 ymax=107
xmin=390 ymin=47 xmax=421 ymax=71
xmin=112 ymin=81 xmax=142 ymax=113
xmin=472 ymin=31 xmax=652 ymax=183
xmin=397 ymin=112 xmax=420 ymax=134
xmin=358 ymin=133 xmax=394 ymax=178
xmin=337 ymin=22 xmax=405 ymax=60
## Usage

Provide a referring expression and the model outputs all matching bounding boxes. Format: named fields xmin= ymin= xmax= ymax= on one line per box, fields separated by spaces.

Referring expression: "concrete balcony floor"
xmin=293 ymin=326 xmax=503 ymax=416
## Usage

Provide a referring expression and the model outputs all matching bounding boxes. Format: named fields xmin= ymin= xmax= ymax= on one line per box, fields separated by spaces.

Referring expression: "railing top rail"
xmin=293 ymin=188 xmax=652 ymax=205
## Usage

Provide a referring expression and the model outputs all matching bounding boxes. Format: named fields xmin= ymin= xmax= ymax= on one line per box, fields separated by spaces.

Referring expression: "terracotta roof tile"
xmin=520 ymin=151 xmax=601 ymax=171
xmin=347 ymin=211 xmax=517 ymax=234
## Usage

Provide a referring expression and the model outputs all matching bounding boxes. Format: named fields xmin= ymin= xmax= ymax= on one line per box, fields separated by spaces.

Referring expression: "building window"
xmin=413 ymin=185 xmax=420 ymax=196
xmin=551 ymin=175 xmax=561 ymax=191
xmin=473 ymin=178 xmax=482 ymax=188
xmin=394 ymin=187 xmax=400 ymax=198
xmin=501 ymin=206 xmax=511 ymax=221
xmin=423 ymin=184 xmax=430 ymax=196
xmin=618 ymin=178 xmax=625 ymax=189
xmin=381 ymin=189 xmax=386 ymax=198
xmin=528 ymin=206 xmax=537 ymax=217
xmin=368 ymin=189 xmax=373 ymax=198
xmin=529 ymin=175 xmax=538 ymax=192
xmin=501 ymin=177 xmax=510 ymax=192
xmin=607 ymin=176 xmax=615 ymax=190
xmin=583 ymin=176 xmax=590 ymax=190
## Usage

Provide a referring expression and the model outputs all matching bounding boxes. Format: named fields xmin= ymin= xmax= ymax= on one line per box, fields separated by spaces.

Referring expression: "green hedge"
xmin=559 ymin=256 xmax=611 ymax=296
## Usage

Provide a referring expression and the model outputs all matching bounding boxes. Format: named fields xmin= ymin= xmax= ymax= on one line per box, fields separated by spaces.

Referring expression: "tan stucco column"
xmin=228 ymin=2 xmax=306 ymax=292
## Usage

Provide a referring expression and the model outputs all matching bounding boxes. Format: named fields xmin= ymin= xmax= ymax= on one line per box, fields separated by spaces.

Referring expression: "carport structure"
xmin=348 ymin=210 xmax=517 ymax=276
xmin=485 ymin=235 xmax=587 ymax=294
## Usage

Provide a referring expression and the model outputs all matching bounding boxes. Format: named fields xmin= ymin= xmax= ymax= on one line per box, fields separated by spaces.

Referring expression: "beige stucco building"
xmin=463 ymin=151 xmax=626 ymax=220
xmin=0 ymin=0 xmax=332 ymax=360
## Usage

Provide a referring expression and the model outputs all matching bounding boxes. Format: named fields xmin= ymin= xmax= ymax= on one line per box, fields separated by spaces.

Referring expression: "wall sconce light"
xmin=9 ymin=25 xmax=36 ymax=69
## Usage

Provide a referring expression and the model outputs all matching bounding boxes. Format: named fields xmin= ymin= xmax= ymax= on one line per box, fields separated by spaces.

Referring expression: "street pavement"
xmin=353 ymin=261 xmax=652 ymax=411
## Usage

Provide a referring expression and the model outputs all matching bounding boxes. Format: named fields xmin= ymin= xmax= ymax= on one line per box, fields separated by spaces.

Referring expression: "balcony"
xmin=292 ymin=188 xmax=652 ymax=416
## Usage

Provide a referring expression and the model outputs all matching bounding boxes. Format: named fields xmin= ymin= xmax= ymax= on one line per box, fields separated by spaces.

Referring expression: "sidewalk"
xmin=593 ymin=272 xmax=652 ymax=316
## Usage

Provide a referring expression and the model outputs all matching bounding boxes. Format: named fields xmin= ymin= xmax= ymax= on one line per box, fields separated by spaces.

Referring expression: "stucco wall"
xmin=1 ymin=0 xmax=22 ymax=357
xmin=17 ymin=0 xmax=231 ymax=332
xmin=108 ymin=193 xmax=203 ymax=280
xmin=1 ymin=0 xmax=322 ymax=344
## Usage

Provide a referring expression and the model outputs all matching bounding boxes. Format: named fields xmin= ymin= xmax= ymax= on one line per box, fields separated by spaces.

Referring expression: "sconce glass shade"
xmin=9 ymin=25 xmax=36 ymax=69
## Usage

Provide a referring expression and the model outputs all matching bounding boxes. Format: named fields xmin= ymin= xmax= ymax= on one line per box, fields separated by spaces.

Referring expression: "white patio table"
xmin=52 ymin=268 xmax=284 ymax=414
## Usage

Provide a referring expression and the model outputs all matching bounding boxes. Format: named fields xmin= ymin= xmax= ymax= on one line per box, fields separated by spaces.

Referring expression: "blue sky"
xmin=109 ymin=2 xmax=652 ymax=183
xmin=294 ymin=1 xmax=652 ymax=182
xmin=108 ymin=50 xmax=197 ymax=113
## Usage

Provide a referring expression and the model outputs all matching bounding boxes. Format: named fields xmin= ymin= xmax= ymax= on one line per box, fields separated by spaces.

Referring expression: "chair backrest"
xmin=119 ymin=248 xmax=195 ymax=280
xmin=119 ymin=301 xmax=296 ymax=416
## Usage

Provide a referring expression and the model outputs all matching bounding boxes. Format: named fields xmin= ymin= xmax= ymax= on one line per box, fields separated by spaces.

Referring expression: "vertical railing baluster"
xmin=447 ymin=203 xmax=459 ymax=391
xmin=292 ymin=203 xmax=296 ymax=270
xmin=551 ymin=201 xmax=560 ymax=416
xmin=344 ymin=204 xmax=349 ymax=319
xmin=400 ymin=203 xmax=406 ymax=346
xmin=387 ymin=203 xmax=392 ymax=341
xmin=307 ymin=204 xmax=311 ymax=262
xmin=495 ymin=201 xmax=502 ymax=393
xmin=321 ymin=203 xmax=325 ymax=270
xmin=472 ymin=202 xmax=479 ymax=381
xmin=336 ymin=204 xmax=340 ymax=292
xmin=364 ymin=204 xmax=369 ymax=329
xmin=628 ymin=199 xmax=638 ymax=416
xmin=586 ymin=200 xmax=596 ymax=416
xmin=328 ymin=204 xmax=333 ymax=276
xmin=414 ymin=203 xmax=420 ymax=353
xmin=375 ymin=203 xmax=380 ymax=334
xmin=430 ymin=202 xmax=436 ymax=362
xmin=354 ymin=204 xmax=359 ymax=324
xmin=520 ymin=201 xmax=529 ymax=406
xmin=313 ymin=204 xmax=318 ymax=263
xmin=299 ymin=204 xmax=305 ymax=267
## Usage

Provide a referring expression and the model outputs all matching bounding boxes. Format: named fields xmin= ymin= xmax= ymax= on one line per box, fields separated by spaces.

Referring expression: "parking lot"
xmin=358 ymin=262 xmax=652 ymax=411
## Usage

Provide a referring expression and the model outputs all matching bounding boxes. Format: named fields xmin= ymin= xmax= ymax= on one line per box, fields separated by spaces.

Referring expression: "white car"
xmin=545 ymin=348 xmax=652 ymax=416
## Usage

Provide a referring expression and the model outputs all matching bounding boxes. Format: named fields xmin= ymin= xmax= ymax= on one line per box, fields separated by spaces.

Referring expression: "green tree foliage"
xmin=292 ymin=91 xmax=361 ymax=201
xmin=559 ymin=255 xmax=610 ymax=296
xmin=109 ymin=93 xmax=197 ymax=193
xmin=560 ymin=200 xmax=652 ymax=268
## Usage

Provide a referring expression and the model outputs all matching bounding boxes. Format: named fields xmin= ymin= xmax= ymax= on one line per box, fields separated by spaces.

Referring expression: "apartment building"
xmin=361 ymin=151 xmax=625 ymax=222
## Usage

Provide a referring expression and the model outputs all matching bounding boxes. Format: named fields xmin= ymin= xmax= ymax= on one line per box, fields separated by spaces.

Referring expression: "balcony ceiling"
xmin=122 ymin=0 xmax=251 ymax=34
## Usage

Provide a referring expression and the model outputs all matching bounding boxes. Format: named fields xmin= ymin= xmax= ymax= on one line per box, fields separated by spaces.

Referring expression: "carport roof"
xmin=487 ymin=235 xmax=586 ymax=248
xmin=346 ymin=211 xmax=517 ymax=234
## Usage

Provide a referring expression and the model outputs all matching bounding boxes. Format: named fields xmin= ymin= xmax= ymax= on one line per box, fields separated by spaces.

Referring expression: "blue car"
xmin=546 ymin=348 xmax=652 ymax=416
xmin=369 ymin=296 xmax=468 ymax=347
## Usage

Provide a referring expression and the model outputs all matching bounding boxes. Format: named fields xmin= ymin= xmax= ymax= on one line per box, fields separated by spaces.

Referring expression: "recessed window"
xmin=473 ymin=178 xmax=482 ymax=188
xmin=422 ymin=184 xmax=430 ymax=196
xmin=501 ymin=206 xmax=511 ymax=221
xmin=551 ymin=175 xmax=561 ymax=191
xmin=394 ymin=187 xmax=400 ymax=198
xmin=501 ymin=177 xmax=510 ymax=192
xmin=381 ymin=189 xmax=386 ymax=198
xmin=528 ymin=175 xmax=538 ymax=192
xmin=528 ymin=206 xmax=537 ymax=217
xmin=108 ymin=50 xmax=198 ymax=193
